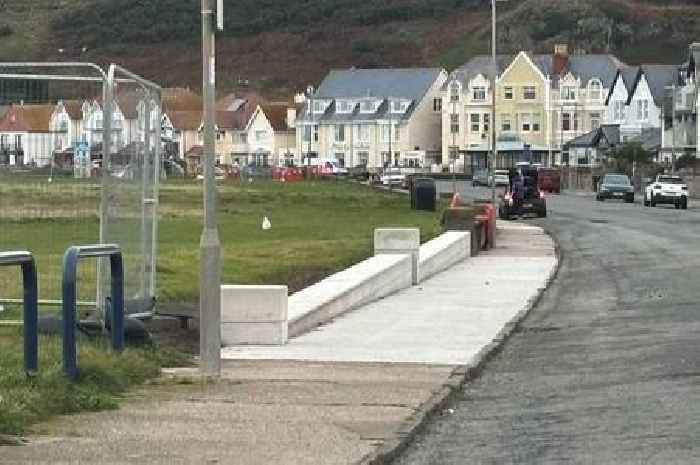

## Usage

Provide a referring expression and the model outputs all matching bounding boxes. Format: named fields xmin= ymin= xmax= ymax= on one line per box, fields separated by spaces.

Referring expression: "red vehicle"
xmin=537 ymin=167 xmax=561 ymax=194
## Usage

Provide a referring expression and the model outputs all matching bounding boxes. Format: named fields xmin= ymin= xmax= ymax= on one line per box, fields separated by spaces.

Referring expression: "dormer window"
xmin=360 ymin=100 xmax=377 ymax=113
xmin=472 ymin=86 xmax=486 ymax=101
xmin=450 ymin=82 xmax=460 ymax=102
xmin=312 ymin=101 xmax=325 ymax=114
xmin=337 ymin=100 xmax=354 ymax=113
xmin=589 ymin=80 xmax=602 ymax=100
xmin=562 ymin=85 xmax=576 ymax=100
xmin=391 ymin=100 xmax=409 ymax=114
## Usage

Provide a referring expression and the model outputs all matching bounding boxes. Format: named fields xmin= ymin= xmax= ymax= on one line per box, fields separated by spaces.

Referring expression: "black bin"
xmin=414 ymin=178 xmax=436 ymax=211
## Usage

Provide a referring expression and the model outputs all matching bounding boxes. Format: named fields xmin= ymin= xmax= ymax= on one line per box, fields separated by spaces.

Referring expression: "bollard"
xmin=0 ymin=251 xmax=38 ymax=376
xmin=62 ymin=244 xmax=124 ymax=381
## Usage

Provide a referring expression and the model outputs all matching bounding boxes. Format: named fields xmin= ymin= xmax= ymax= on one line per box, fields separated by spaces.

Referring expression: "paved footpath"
xmin=3 ymin=223 xmax=556 ymax=465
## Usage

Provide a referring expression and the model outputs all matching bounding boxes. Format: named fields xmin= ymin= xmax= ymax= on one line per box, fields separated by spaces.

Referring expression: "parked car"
xmin=537 ymin=167 xmax=561 ymax=194
xmin=597 ymin=174 xmax=634 ymax=203
xmin=499 ymin=167 xmax=547 ymax=219
xmin=380 ymin=168 xmax=406 ymax=187
xmin=493 ymin=169 xmax=510 ymax=186
xmin=197 ymin=166 xmax=226 ymax=181
xmin=472 ymin=169 xmax=490 ymax=187
xmin=644 ymin=174 xmax=688 ymax=209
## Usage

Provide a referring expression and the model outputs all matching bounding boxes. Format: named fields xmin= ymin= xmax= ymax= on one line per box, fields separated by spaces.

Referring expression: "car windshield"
xmin=658 ymin=177 xmax=684 ymax=184
xmin=604 ymin=175 xmax=630 ymax=185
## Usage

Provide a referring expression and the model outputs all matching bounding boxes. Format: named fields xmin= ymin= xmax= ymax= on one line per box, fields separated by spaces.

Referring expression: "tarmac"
xmin=2 ymin=223 xmax=557 ymax=465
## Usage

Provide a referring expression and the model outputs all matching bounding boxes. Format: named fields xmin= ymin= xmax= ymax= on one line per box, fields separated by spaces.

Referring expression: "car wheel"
xmin=643 ymin=195 xmax=650 ymax=207
xmin=651 ymin=196 xmax=657 ymax=207
xmin=682 ymin=198 xmax=688 ymax=210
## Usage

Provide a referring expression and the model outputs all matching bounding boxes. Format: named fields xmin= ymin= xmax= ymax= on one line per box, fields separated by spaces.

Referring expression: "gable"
xmin=628 ymin=74 xmax=653 ymax=104
xmin=499 ymin=52 xmax=546 ymax=84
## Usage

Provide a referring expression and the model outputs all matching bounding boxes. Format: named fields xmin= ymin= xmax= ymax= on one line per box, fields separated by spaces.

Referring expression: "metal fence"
xmin=0 ymin=63 xmax=161 ymax=319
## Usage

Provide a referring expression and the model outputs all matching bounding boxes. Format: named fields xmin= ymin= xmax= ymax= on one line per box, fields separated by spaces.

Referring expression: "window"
xmin=636 ymin=100 xmax=649 ymax=121
xmin=303 ymin=126 xmax=311 ymax=142
xmin=521 ymin=114 xmax=531 ymax=132
xmin=0 ymin=134 xmax=7 ymax=149
xmin=502 ymin=114 xmax=512 ymax=132
xmin=450 ymin=114 xmax=459 ymax=134
xmin=334 ymin=124 xmax=345 ymax=142
xmin=392 ymin=100 xmax=404 ymax=113
xmin=361 ymin=101 xmax=375 ymax=113
xmin=450 ymin=82 xmax=460 ymax=102
xmin=483 ymin=114 xmax=490 ymax=133
xmin=472 ymin=86 xmax=486 ymax=101
xmin=356 ymin=125 xmax=370 ymax=142
xmin=313 ymin=101 xmax=324 ymax=113
xmin=614 ymin=101 xmax=626 ymax=121
xmin=471 ymin=113 xmax=480 ymax=132
xmin=381 ymin=124 xmax=391 ymax=142
xmin=338 ymin=100 xmax=353 ymax=113
xmin=562 ymin=86 xmax=576 ymax=101
xmin=335 ymin=154 xmax=345 ymax=167
xmin=14 ymin=135 xmax=22 ymax=150
xmin=255 ymin=130 xmax=266 ymax=141
xmin=394 ymin=125 xmax=400 ymax=142
xmin=358 ymin=151 xmax=369 ymax=166
xmin=574 ymin=112 xmax=579 ymax=131
xmin=562 ymin=113 xmax=571 ymax=131
xmin=590 ymin=112 xmax=601 ymax=130
xmin=589 ymin=80 xmax=602 ymax=100
xmin=523 ymin=86 xmax=536 ymax=100
xmin=433 ymin=98 xmax=442 ymax=112
xmin=532 ymin=113 xmax=541 ymax=132
xmin=504 ymin=87 xmax=513 ymax=100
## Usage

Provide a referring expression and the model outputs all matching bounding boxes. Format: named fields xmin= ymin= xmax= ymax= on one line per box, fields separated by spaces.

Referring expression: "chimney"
xmin=553 ymin=44 xmax=570 ymax=76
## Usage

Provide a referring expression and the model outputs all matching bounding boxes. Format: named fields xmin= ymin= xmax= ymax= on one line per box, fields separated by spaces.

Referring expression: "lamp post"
xmin=489 ymin=0 xmax=504 ymax=206
xmin=306 ymin=85 xmax=314 ymax=169
xmin=199 ymin=0 xmax=221 ymax=377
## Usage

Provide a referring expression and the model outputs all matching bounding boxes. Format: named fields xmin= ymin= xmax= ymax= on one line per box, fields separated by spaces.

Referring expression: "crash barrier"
xmin=374 ymin=228 xmax=420 ymax=285
xmin=221 ymin=285 xmax=288 ymax=346
xmin=287 ymin=254 xmax=412 ymax=339
xmin=410 ymin=178 xmax=437 ymax=211
xmin=62 ymin=245 xmax=124 ymax=381
xmin=0 ymin=251 xmax=38 ymax=376
xmin=418 ymin=231 xmax=471 ymax=282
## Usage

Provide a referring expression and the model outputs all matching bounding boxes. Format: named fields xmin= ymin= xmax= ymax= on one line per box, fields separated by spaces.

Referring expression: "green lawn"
xmin=0 ymin=176 xmax=442 ymax=436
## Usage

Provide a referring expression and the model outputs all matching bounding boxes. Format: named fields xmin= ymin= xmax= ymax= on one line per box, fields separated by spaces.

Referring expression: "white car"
xmin=493 ymin=170 xmax=510 ymax=186
xmin=380 ymin=169 xmax=406 ymax=187
xmin=644 ymin=174 xmax=688 ymax=209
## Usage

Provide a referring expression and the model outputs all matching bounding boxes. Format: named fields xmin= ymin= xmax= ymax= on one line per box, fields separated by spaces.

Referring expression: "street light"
xmin=665 ymin=84 xmax=677 ymax=173
xmin=199 ymin=0 xmax=222 ymax=377
xmin=489 ymin=0 xmax=508 ymax=207
xmin=306 ymin=85 xmax=314 ymax=168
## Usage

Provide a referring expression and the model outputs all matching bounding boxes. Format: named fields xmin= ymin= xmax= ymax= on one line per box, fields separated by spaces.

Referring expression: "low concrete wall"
xmin=221 ymin=285 xmax=288 ymax=346
xmin=418 ymin=231 xmax=471 ymax=282
xmin=374 ymin=228 xmax=420 ymax=284
xmin=288 ymin=254 xmax=412 ymax=338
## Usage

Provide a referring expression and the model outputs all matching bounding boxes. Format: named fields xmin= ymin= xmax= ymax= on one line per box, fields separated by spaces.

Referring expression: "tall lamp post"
xmin=200 ymin=0 xmax=223 ymax=377
xmin=306 ymin=86 xmax=314 ymax=168
xmin=489 ymin=0 xmax=506 ymax=206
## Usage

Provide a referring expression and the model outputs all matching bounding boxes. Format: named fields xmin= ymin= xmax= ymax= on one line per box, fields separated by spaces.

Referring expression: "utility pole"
xmin=672 ymin=84 xmax=677 ymax=174
xmin=388 ymin=98 xmax=392 ymax=194
xmin=200 ymin=0 xmax=221 ymax=377
xmin=306 ymin=86 xmax=314 ymax=170
xmin=490 ymin=0 xmax=498 ymax=206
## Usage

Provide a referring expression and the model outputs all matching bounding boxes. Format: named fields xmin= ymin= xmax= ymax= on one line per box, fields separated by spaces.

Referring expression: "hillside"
xmin=1 ymin=0 xmax=700 ymax=97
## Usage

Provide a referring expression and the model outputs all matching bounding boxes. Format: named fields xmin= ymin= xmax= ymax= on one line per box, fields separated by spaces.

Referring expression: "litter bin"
xmin=414 ymin=178 xmax=436 ymax=211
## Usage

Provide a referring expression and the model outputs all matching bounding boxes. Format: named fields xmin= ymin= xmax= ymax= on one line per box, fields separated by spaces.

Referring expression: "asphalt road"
xmin=394 ymin=189 xmax=700 ymax=465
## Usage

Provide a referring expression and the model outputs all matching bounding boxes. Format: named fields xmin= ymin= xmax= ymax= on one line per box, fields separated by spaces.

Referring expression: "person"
xmin=511 ymin=172 xmax=525 ymax=213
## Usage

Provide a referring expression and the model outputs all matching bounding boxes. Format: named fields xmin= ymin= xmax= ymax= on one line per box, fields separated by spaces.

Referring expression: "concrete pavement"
xmin=3 ymin=224 xmax=557 ymax=465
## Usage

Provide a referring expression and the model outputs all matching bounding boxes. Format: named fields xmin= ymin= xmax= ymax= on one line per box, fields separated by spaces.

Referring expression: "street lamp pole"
xmin=490 ymin=0 xmax=498 ymax=206
xmin=200 ymin=0 xmax=221 ymax=377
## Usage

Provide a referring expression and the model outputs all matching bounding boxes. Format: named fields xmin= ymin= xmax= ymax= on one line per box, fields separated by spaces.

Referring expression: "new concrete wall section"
xmin=221 ymin=285 xmax=288 ymax=345
xmin=374 ymin=228 xmax=420 ymax=284
xmin=418 ymin=231 xmax=471 ymax=282
xmin=288 ymin=254 xmax=412 ymax=338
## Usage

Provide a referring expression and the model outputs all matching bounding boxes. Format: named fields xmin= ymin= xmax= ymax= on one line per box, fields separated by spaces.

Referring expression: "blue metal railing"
xmin=62 ymin=244 xmax=124 ymax=381
xmin=0 ymin=251 xmax=38 ymax=376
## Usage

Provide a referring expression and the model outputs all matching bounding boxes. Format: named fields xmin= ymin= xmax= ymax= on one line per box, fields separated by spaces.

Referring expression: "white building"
xmin=296 ymin=68 xmax=448 ymax=171
xmin=0 ymin=104 xmax=54 ymax=166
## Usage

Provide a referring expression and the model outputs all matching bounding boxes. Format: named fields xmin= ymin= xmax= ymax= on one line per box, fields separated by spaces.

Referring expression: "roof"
xmin=0 ymin=105 xmax=8 ymax=120
xmin=61 ymin=100 xmax=83 ymax=120
xmin=447 ymin=55 xmax=518 ymax=89
xmin=185 ymin=145 xmax=203 ymax=157
xmin=565 ymin=54 xmax=623 ymax=88
xmin=168 ymin=110 xmax=202 ymax=131
xmin=162 ymin=88 xmax=202 ymax=113
xmin=115 ymin=90 xmax=141 ymax=119
xmin=216 ymin=111 xmax=248 ymax=130
xmin=564 ymin=124 xmax=621 ymax=149
xmin=633 ymin=65 xmax=680 ymax=107
xmin=0 ymin=104 xmax=54 ymax=132
xmin=605 ymin=66 xmax=640 ymax=105
xmin=260 ymin=104 xmax=291 ymax=131
xmin=315 ymin=68 xmax=444 ymax=100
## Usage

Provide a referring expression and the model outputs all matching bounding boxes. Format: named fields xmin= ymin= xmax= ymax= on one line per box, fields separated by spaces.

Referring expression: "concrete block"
xmin=374 ymin=228 xmax=420 ymax=284
xmin=222 ymin=321 xmax=287 ymax=346
xmin=220 ymin=285 xmax=288 ymax=346
xmin=288 ymin=254 xmax=412 ymax=338
xmin=221 ymin=285 xmax=287 ymax=323
xmin=418 ymin=231 xmax=470 ymax=282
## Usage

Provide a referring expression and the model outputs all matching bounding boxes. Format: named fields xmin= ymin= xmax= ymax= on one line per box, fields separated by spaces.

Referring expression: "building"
xmin=296 ymin=68 xmax=448 ymax=170
xmin=244 ymin=104 xmax=296 ymax=167
xmin=0 ymin=104 xmax=55 ymax=166
xmin=49 ymin=100 xmax=84 ymax=154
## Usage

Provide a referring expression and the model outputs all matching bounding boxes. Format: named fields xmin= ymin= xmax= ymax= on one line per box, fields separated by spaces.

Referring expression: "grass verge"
xmin=0 ymin=326 xmax=189 ymax=438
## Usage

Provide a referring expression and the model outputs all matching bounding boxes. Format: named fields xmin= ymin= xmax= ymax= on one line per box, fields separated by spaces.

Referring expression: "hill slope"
xmin=1 ymin=0 xmax=700 ymax=97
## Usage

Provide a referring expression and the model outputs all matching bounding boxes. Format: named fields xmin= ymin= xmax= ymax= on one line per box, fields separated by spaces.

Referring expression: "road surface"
xmin=394 ymin=189 xmax=700 ymax=464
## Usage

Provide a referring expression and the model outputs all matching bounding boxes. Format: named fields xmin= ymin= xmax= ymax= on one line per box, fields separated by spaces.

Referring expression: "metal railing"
xmin=0 ymin=251 xmax=38 ymax=376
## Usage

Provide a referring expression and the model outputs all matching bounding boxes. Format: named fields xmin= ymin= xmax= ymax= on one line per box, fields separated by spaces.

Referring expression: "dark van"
xmin=537 ymin=167 xmax=561 ymax=194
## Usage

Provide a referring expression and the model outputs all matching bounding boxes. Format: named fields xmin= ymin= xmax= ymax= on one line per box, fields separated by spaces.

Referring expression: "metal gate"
xmin=0 ymin=63 xmax=161 ymax=319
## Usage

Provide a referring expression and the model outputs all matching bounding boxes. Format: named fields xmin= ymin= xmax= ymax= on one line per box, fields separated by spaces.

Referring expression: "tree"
xmin=608 ymin=142 xmax=652 ymax=174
